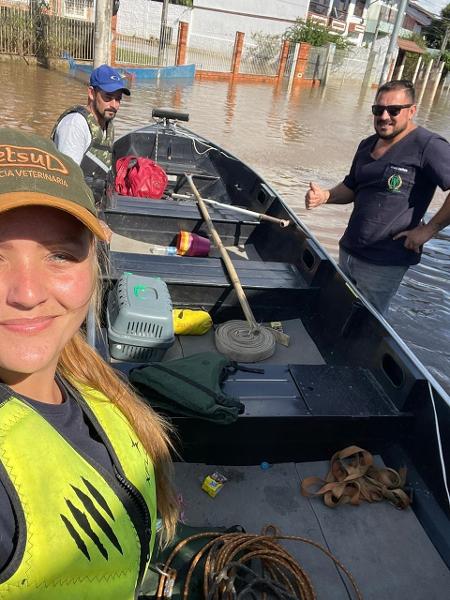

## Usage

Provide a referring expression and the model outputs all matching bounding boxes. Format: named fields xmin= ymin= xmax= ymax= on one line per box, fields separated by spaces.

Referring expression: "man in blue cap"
xmin=52 ymin=64 xmax=130 ymax=202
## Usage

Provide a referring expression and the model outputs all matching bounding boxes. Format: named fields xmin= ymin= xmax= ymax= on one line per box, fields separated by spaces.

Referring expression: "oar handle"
xmin=258 ymin=214 xmax=290 ymax=228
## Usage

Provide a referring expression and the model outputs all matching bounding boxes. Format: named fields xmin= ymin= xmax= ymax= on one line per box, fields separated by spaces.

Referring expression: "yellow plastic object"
xmin=201 ymin=472 xmax=227 ymax=498
xmin=202 ymin=475 xmax=224 ymax=498
xmin=173 ymin=309 xmax=213 ymax=336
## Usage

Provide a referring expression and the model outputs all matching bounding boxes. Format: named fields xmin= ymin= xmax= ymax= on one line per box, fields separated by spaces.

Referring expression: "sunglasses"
xmin=371 ymin=104 xmax=413 ymax=117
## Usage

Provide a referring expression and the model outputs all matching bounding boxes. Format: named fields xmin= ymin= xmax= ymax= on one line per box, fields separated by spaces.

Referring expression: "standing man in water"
xmin=52 ymin=64 xmax=130 ymax=202
xmin=305 ymin=79 xmax=450 ymax=315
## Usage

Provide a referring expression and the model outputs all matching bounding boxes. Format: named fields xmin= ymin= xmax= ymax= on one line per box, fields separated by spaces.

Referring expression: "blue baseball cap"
xmin=89 ymin=64 xmax=130 ymax=95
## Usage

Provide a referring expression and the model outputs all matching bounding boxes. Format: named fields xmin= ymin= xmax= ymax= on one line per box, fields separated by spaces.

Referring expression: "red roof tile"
xmin=397 ymin=38 xmax=426 ymax=54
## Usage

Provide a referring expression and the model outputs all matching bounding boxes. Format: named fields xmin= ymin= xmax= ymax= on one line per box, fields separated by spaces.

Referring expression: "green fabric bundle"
xmin=129 ymin=353 xmax=245 ymax=425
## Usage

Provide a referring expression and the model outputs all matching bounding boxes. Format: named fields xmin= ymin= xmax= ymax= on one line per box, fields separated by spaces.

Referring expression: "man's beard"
xmin=376 ymin=120 xmax=407 ymax=140
xmin=102 ymin=109 xmax=117 ymax=123
xmin=93 ymin=98 xmax=117 ymax=123
xmin=378 ymin=130 xmax=397 ymax=140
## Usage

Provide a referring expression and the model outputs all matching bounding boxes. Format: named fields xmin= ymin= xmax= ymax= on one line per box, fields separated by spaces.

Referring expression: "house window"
xmin=403 ymin=15 xmax=416 ymax=31
xmin=353 ymin=0 xmax=366 ymax=18
xmin=64 ymin=0 xmax=91 ymax=19
xmin=381 ymin=4 xmax=397 ymax=24
xmin=331 ymin=0 xmax=350 ymax=20
xmin=309 ymin=1 xmax=330 ymax=16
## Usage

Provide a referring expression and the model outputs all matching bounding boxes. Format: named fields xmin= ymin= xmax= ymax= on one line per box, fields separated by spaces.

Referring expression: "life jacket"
xmin=0 ymin=385 xmax=157 ymax=600
xmin=51 ymin=105 xmax=114 ymax=202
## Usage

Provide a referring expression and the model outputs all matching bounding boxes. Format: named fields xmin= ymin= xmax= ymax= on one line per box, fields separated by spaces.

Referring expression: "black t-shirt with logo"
xmin=340 ymin=126 xmax=450 ymax=266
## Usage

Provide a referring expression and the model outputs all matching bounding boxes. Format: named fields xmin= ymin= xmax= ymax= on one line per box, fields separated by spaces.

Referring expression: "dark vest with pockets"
xmin=52 ymin=105 xmax=114 ymax=202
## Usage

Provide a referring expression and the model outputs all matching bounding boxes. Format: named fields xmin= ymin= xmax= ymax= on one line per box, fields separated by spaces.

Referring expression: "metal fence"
xmin=0 ymin=5 xmax=35 ymax=56
xmin=0 ymin=5 xmax=94 ymax=60
xmin=304 ymin=46 xmax=328 ymax=80
xmin=280 ymin=42 xmax=384 ymax=85
xmin=330 ymin=46 xmax=372 ymax=82
xmin=46 ymin=13 xmax=94 ymax=61
xmin=115 ymin=33 xmax=176 ymax=67
xmin=186 ymin=34 xmax=235 ymax=72
xmin=240 ymin=35 xmax=280 ymax=77
xmin=0 ymin=5 xmax=386 ymax=85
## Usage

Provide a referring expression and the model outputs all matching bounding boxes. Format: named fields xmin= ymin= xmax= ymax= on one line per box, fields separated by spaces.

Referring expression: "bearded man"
xmin=305 ymin=79 xmax=450 ymax=315
xmin=52 ymin=64 xmax=130 ymax=202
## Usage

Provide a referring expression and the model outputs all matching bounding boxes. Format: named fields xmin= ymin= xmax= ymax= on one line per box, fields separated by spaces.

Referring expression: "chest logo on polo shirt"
xmin=387 ymin=173 xmax=403 ymax=192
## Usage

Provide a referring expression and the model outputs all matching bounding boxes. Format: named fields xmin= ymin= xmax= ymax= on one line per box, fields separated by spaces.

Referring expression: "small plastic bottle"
xmin=148 ymin=244 xmax=177 ymax=256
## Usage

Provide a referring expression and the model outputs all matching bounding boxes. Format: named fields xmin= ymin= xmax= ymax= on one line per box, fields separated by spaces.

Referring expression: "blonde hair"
xmin=57 ymin=241 xmax=179 ymax=546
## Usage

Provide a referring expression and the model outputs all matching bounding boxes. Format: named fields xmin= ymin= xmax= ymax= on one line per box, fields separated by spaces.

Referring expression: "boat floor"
xmin=172 ymin=460 xmax=450 ymax=600
xmin=107 ymin=231 xmax=324 ymax=366
xmin=101 ymin=315 xmax=324 ymax=370
xmin=163 ymin=318 xmax=325 ymax=366
xmin=110 ymin=232 xmax=261 ymax=261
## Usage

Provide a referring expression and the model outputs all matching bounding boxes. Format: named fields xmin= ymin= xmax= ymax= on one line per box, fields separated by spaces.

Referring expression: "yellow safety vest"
xmin=0 ymin=385 xmax=157 ymax=600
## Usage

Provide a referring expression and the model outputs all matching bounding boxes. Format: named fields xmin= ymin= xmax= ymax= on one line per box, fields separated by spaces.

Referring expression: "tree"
xmin=284 ymin=18 xmax=348 ymax=49
xmin=401 ymin=33 xmax=432 ymax=80
xmin=423 ymin=3 xmax=450 ymax=51
xmin=442 ymin=50 xmax=450 ymax=71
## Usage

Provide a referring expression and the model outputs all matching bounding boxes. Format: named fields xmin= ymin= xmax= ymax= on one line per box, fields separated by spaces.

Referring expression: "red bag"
xmin=115 ymin=156 xmax=168 ymax=199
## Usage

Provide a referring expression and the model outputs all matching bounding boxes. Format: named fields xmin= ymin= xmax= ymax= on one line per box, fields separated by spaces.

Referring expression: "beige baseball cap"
xmin=0 ymin=127 xmax=108 ymax=240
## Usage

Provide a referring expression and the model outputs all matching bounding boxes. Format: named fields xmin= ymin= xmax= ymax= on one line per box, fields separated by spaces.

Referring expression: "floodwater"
xmin=1 ymin=62 xmax=449 ymax=393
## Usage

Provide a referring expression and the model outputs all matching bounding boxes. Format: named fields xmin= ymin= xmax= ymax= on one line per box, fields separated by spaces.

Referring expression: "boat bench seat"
xmin=103 ymin=196 xmax=259 ymax=247
xmin=167 ymin=364 xmax=415 ymax=464
xmin=109 ymin=358 xmax=414 ymax=465
xmin=153 ymin=163 xmax=219 ymax=181
xmin=105 ymin=195 xmax=259 ymax=225
xmin=109 ymin=251 xmax=309 ymax=290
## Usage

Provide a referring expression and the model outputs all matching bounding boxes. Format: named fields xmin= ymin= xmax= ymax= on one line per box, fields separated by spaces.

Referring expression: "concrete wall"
xmin=117 ymin=0 xmax=309 ymax=46
xmin=117 ymin=0 xmax=191 ymax=38
xmin=191 ymin=0 xmax=308 ymax=43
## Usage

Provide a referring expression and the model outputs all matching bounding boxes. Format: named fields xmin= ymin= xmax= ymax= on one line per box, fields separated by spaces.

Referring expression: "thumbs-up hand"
xmin=305 ymin=181 xmax=328 ymax=210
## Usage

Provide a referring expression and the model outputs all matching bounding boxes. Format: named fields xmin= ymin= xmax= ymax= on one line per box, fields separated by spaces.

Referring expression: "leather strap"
xmin=301 ymin=446 xmax=411 ymax=509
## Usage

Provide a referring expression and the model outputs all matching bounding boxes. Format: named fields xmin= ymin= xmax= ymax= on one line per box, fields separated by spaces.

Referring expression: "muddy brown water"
xmin=1 ymin=62 xmax=449 ymax=393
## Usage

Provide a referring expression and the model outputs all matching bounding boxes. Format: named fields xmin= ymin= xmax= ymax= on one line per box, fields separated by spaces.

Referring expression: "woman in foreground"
xmin=0 ymin=128 xmax=178 ymax=599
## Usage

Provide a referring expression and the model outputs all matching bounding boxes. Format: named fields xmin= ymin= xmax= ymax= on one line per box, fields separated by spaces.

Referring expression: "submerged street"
xmin=2 ymin=61 xmax=449 ymax=392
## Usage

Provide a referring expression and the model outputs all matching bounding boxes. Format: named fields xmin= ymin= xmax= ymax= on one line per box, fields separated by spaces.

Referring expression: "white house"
xmin=307 ymin=0 xmax=433 ymax=47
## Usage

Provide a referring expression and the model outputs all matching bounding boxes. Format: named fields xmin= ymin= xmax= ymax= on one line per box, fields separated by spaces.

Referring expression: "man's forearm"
xmin=326 ymin=183 xmax=355 ymax=205
xmin=426 ymin=192 xmax=450 ymax=234
xmin=393 ymin=192 xmax=450 ymax=251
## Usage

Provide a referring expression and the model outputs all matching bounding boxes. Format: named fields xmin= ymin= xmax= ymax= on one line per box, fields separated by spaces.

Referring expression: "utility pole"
xmin=94 ymin=0 xmax=113 ymax=67
xmin=370 ymin=1 xmax=392 ymax=54
xmin=379 ymin=0 xmax=408 ymax=85
xmin=158 ymin=0 xmax=170 ymax=66
xmin=370 ymin=3 xmax=383 ymax=54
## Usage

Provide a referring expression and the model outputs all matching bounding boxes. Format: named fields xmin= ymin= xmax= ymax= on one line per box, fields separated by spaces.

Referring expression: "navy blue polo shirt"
xmin=340 ymin=126 xmax=450 ymax=266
